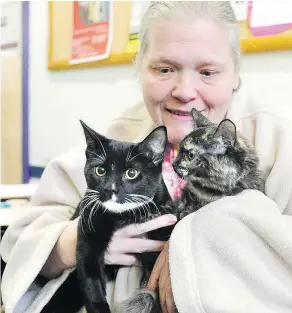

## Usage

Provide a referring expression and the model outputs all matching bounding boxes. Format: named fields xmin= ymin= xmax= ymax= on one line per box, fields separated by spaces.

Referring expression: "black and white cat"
xmin=75 ymin=122 xmax=173 ymax=313
xmin=40 ymin=122 xmax=172 ymax=313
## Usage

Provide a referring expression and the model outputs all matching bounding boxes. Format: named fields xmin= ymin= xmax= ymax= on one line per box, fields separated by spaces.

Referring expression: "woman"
xmin=1 ymin=2 xmax=292 ymax=313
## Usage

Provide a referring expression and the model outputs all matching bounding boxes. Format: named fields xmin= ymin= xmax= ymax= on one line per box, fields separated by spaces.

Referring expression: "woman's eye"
xmin=95 ymin=166 xmax=106 ymax=177
xmin=188 ymin=151 xmax=195 ymax=160
xmin=125 ymin=168 xmax=139 ymax=180
xmin=155 ymin=67 xmax=173 ymax=75
xmin=201 ymin=70 xmax=217 ymax=77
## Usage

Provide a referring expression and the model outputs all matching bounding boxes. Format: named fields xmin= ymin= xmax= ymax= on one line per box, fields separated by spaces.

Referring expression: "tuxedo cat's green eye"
xmin=95 ymin=166 xmax=106 ymax=177
xmin=125 ymin=168 xmax=139 ymax=180
xmin=188 ymin=151 xmax=195 ymax=160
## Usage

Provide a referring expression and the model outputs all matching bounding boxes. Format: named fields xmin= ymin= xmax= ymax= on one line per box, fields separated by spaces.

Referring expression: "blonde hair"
xmin=136 ymin=1 xmax=240 ymax=72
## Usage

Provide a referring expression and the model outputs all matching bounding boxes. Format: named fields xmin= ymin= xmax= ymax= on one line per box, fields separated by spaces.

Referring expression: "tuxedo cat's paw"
xmin=118 ymin=288 xmax=160 ymax=313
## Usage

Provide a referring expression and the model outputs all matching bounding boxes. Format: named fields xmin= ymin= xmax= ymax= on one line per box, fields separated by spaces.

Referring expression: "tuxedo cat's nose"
xmin=100 ymin=188 xmax=116 ymax=202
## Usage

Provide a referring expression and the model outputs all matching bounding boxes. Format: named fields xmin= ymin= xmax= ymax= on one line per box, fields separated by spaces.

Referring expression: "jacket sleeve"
xmin=0 ymin=144 xmax=86 ymax=313
xmin=264 ymin=117 xmax=292 ymax=215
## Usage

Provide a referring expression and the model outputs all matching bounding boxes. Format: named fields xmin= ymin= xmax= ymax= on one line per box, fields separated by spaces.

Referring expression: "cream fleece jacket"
xmin=1 ymin=82 xmax=292 ymax=313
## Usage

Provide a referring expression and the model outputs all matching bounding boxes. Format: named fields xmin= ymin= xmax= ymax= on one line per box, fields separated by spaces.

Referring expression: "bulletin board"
xmin=1 ymin=1 xmax=30 ymax=183
xmin=48 ymin=1 xmax=292 ymax=71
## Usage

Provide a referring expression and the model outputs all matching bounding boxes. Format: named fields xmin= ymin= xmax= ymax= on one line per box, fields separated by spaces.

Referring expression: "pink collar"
xmin=162 ymin=143 xmax=187 ymax=200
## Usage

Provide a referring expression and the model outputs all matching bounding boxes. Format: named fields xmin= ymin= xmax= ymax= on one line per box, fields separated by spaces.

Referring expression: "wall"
xmin=29 ymin=1 xmax=292 ymax=168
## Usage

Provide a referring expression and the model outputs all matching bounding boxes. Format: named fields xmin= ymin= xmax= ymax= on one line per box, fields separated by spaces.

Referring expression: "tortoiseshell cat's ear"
xmin=138 ymin=126 xmax=167 ymax=165
xmin=191 ymin=108 xmax=212 ymax=128
xmin=213 ymin=119 xmax=237 ymax=147
xmin=80 ymin=120 xmax=108 ymax=159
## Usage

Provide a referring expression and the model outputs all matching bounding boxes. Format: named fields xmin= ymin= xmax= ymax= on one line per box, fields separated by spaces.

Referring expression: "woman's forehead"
xmin=147 ymin=18 xmax=232 ymax=66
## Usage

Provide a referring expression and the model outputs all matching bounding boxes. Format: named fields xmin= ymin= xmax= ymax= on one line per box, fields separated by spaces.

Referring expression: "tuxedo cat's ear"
xmin=191 ymin=108 xmax=211 ymax=128
xmin=139 ymin=126 xmax=167 ymax=164
xmin=80 ymin=120 xmax=107 ymax=159
xmin=213 ymin=119 xmax=237 ymax=147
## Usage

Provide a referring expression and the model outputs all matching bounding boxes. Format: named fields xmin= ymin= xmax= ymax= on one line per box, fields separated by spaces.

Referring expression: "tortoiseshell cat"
xmin=41 ymin=109 xmax=264 ymax=313
xmin=121 ymin=108 xmax=264 ymax=313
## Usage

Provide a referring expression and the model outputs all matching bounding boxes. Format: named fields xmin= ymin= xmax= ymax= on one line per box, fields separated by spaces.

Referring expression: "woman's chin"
xmin=167 ymin=127 xmax=193 ymax=147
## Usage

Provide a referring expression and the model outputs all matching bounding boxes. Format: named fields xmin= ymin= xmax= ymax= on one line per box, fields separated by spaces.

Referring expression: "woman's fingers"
xmin=115 ymin=214 xmax=177 ymax=237
xmin=108 ymin=238 xmax=166 ymax=254
xmin=104 ymin=253 xmax=138 ymax=266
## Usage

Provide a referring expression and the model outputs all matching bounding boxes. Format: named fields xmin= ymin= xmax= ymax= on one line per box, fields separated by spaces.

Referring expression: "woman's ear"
xmin=233 ymin=75 xmax=241 ymax=92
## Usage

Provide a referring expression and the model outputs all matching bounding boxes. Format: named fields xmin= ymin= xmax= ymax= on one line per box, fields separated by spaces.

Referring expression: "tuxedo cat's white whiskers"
xmin=89 ymin=197 xmax=102 ymax=231
xmin=140 ymin=203 xmax=147 ymax=221
xmin=139 ymin=206 xmax=145 ymax=222
xmin=133 ymin=199 xmax=143 ymax=223
xmin=92 ymin=136 xmax=107 ymax=160
xmin=137 ymin=200 xmax=151 ymax=221
xmin=80 ymin=198 xmax=94 ymax=217
xmin=129 ymin=194 xmax=160 ymax=216
xmin=80 ymin=193 xmax=100 ymax=230
xmin=126 ymin=145 xmax=136 ymax=163
xmin=145 ymin=202 xmax=152 ymax=219
xmin=134 ymin=200 xmax=145 ymax=223
xmin=89 ymin=207 xmax=95 ymax=232
xmin=86 ymin=150 xmax=106 ymax=162
xmin=141 ymin=202 xmax=151 ymax=222
xmin=125 ymin=197 xmax=138 ymax=223
xmin=128 ymin=152 xmax=144 ymax=163
xmin=124 ymin=196 xmax=149 ymax=222
xmin=128 ymin=195 xmax=156 ymax=221
xmin=80 ymin=216 xmax=86 ymax=235
xmin=147 ymin=157 xmax=163 ymax=168
xmin=82 ymin=197 xmax=98 ymax=214
xmin=86 ymin=188 xmax=100 ymax=195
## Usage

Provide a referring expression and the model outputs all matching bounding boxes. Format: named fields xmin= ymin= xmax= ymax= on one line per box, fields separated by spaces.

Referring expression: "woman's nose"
xmin=172 ymin=72 xmax=198 ymax=104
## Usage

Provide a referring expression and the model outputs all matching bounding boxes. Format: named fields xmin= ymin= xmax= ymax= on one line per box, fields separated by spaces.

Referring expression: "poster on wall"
xmin=248 ymin=0 xmax=292 ymax=37
xmin=125 ymin=1 xmax=149 ymax=54
xmin=0 ymin=1 xmax=22 ymax=55
xmin=70 ymin=1 xmax=113 ymax=65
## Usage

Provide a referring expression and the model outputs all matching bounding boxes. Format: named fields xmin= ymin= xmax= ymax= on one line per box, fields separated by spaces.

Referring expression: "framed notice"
xmin=48 ymin=1 xmax=133 ymax=70
xmin=70 ymin=1 xmax=113 ymax=65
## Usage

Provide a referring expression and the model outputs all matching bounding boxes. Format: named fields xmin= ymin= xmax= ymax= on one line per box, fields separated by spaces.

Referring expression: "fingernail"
xmin=168 ymin=215 xmax=177 ymax=224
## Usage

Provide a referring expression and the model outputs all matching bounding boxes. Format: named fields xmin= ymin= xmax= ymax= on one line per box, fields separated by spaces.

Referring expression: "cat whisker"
xmin=127 ymin=194 xmax=159 ymax=222
xmin=86 ymin=197 xmax=100 ymax=230
xmin=86 ymin=188 xmax=100 ymax=195
xmin=80 ymin=192 xmax=101 ymax=230
xmin=124 ymin=196 xmax=149 ymax=223
xmin=80 ymin=216 xmax=86 ymax=235
xmin=129 ymin=194 xmax=160 ymax=216
xmin=146 ymin=157 xmax=163 ymax=168
xmin=141 ymin=202 xmax=150 ymax=222
xmin=88 ymin=206 xmax=95 ymax=232
xmin=127 ymin=152 xmax=144 ymax=163
xmin=91 ymin=136 xmax=107 ymax=160
xmin=86 ymin=150 xmax=106 ymax=162
xmin=126 ymin=145 xmax=136 ymax=164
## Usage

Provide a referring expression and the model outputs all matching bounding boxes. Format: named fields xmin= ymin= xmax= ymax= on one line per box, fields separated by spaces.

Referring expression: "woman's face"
xmin=141 ymin=18 xmax=240 ymax=147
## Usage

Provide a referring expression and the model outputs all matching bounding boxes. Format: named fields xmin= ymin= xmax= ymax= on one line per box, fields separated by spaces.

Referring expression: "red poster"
xmin=70 ymin=1 xmax=113 ymax=64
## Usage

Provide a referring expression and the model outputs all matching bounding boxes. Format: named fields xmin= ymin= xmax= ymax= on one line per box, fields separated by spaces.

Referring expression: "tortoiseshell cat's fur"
xmin=121 ymin=109 xmax=264 ymax=313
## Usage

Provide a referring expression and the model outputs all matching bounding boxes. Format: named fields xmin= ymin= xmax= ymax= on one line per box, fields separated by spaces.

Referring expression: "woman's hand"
xmin=41 ymin=217 xmax=79 ymax=278
xmin=41 ymin=214 xmax=177 ymax=278
xmin=105 ymin=214 xmax=177 ymax=266
xmin=147 ymin=241 xmax=177 ymax=313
